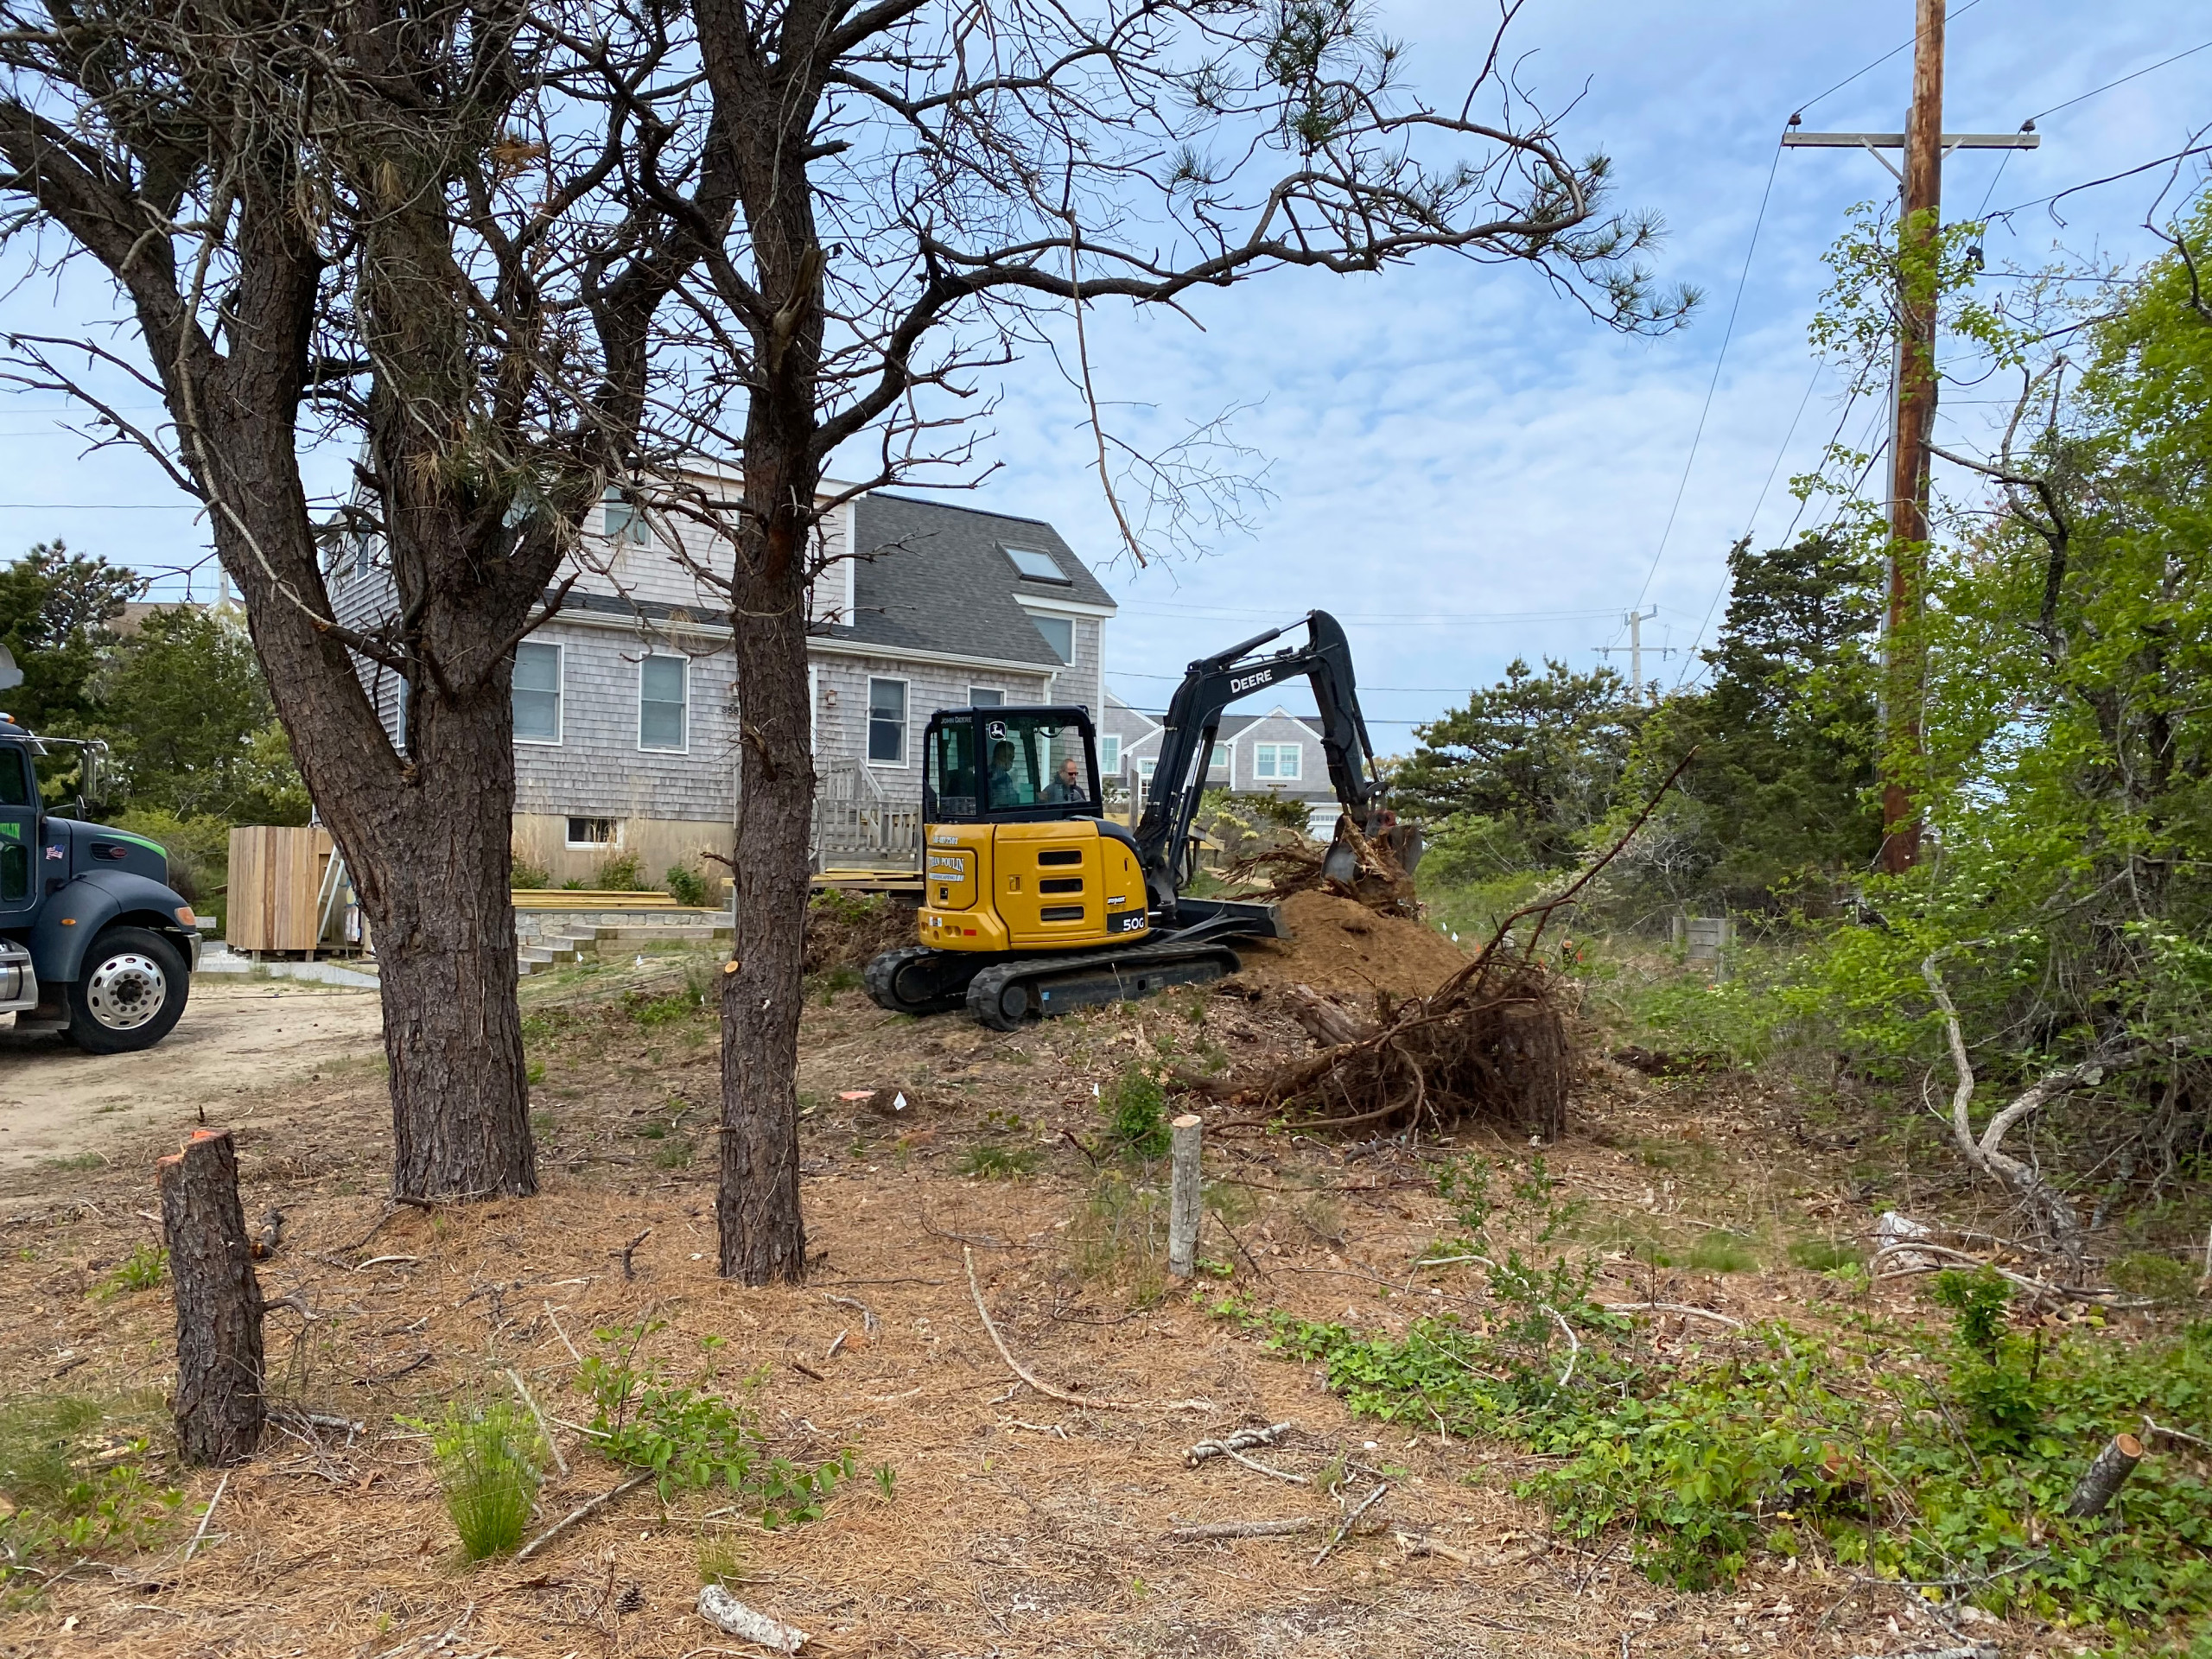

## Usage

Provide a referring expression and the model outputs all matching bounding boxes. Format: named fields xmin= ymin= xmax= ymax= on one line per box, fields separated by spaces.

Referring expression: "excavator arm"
xmin=1132 ymin=610 xmax=1397 ymax=914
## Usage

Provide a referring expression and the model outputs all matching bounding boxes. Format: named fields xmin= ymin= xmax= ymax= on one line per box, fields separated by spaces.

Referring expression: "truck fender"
xmin=29 ymin=870 xmax=194 ymax=983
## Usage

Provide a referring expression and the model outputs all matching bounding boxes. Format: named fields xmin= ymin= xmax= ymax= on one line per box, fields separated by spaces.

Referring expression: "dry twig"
xmin=963 ymin=1247 xmax=1207 ymax=1413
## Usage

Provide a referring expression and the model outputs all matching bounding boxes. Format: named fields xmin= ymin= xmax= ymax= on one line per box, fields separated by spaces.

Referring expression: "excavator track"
xmin=864 ymin=944 xmax=989 ymax=1016
xmin=964 ymin=939 xmax=1243 ymax=1032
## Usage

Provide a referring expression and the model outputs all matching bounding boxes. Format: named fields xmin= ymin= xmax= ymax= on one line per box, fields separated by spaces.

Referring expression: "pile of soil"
xmin=803 ymin=888 xmax=918 ymax=975
xmin=1230 ymin=889 xmax=1468 ymax=1001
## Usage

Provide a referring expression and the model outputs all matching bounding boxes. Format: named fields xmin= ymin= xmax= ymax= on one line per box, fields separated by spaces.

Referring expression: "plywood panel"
xmin=226 ymin=826 xmax=333 ymax=951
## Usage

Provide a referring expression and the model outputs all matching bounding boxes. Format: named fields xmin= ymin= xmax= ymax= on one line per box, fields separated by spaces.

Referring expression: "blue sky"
xmin=3 ymin=1 xmax=2208 ymax=753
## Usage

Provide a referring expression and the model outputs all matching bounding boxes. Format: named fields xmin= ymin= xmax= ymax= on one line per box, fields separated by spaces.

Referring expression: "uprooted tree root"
xmin=1194 ymin=959 xmax=1574 ymax=1141
xmin=1221 ymin=819 xmax=1419 ymax=918
xmin=1189 ymin=752 xmax=1696 ymax=1142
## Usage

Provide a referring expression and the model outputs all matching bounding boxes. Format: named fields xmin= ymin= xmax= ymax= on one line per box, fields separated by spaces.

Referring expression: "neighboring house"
xmin=1101 ymin=694 xmax=1341 ymax=837
xmin=327 ymin=470 xmax=1114 ymax=883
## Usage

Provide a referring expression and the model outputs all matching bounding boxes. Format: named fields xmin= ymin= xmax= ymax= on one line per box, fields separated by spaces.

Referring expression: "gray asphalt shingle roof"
xmin=822 ymin=493 xmax=1114 ymax=664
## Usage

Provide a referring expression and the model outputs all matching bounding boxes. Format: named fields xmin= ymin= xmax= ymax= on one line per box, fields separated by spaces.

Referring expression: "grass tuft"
xmin=417 ymin=1401 xmax=545 ymax=1560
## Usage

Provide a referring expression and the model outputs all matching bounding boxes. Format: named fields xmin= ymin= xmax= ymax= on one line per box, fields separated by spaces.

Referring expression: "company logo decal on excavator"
xmin=1230 ymin=668 xmax=1275 ymax=692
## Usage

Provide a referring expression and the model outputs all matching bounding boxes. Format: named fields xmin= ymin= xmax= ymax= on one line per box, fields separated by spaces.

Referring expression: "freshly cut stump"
xmin=157 ymin=1128 xmax=265 ymax=1465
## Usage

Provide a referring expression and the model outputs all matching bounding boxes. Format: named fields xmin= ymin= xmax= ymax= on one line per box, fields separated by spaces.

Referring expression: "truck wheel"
xmin=65 ymin=927 xmax=189 ymax=1054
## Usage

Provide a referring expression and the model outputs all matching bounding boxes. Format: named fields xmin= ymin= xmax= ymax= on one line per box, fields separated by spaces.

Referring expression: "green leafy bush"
xmin=510 ymin=856 xmax=550 ymax=891
xmin=593 ymin=850 xmax=645 ymax=891
xmin=578 ymin=1323 xmax=854 ymax=1527
xmin=958 ymin=1143 xmax=1039 ymax=1179
xmin=92 ymin=1243 xmax=167 ymax=1299
xmin=664 ymin=863 xmax=711 ymax=906
xmin=1101 ymin=1065 xmax=1171 ymax=1160
xmin=411 ymin=1400 xmax=545 ymax=1560
xmin=0 ymin=1395 xmax=182 ymax=1575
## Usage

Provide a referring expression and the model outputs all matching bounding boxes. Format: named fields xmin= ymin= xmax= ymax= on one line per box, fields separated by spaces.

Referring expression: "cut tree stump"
xmin=2065 ymin=1432 xmax=2144 ymax=1518
xmin=157 ymin=1129 xmax=265 ymax=1465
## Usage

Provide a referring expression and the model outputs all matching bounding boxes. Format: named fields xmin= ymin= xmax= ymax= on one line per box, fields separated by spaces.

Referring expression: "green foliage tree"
xmin=1395 ymin=658 xmax=1641 ymax=870
xmin=0 ymin=542 xmax=138 ymax=741
xmin=102 ymin=607 xmax=308 ymax=823
xmin=1609 ymin=532 xmax=1884 ymax=917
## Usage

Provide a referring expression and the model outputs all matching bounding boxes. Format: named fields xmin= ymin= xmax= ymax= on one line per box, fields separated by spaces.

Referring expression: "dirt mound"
xmin=804 ymin=889 xmax=917 ymax=975
xmin=1230 ymin=889 xmax=1468 ymax=1001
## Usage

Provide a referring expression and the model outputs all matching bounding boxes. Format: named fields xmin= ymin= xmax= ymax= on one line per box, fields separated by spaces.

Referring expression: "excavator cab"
xmin=913 ymin=705 xmax=1150 ymax=955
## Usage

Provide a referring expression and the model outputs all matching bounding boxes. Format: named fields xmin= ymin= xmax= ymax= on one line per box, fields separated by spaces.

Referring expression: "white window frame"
xmin=866 ymin=675 xmax=911 ymax=767
xmin=564 ymin=816 xmax=623 ymax=850
xmin=1205 ymin=737 xmax=1233 ymax=780
xmin=512 ymin=640 xmax=563 ymax=746
xmin=1023 ymin=611 xmax=1075 ymax=664
xmin=966 ymin=684 xmax=1004 ymax=707
xmin=1099 ymin=734 xmax=1121 ymax=774
xmin=637 ymin=651 xmax=691 ymax=753
xmin=601 ymin=489 xmax=653 ymax=547
xmin=1254 ymin=741 xmax=1303 ymax=781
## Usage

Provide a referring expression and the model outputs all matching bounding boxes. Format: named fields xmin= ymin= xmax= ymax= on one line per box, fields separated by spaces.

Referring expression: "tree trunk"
xmin=2066 ymin=1432 xmax=2143 ymax=1519
xmin=715 ymin=452 xmax=816 ymax=1285
xmin=158 ymin=1129 xmax=265 ymax=1466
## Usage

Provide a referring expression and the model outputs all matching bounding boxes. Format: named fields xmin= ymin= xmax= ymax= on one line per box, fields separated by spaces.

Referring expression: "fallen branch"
xmin=542 ymin=1300 xmax=582 ymax=1363
xmin=823 ymin=1294 xmax=880 ymax=1336
xmin=1922 ymin=951 xmax=2158 ymax=1264
xmin=963 ymin=1247 xmax=1208 ymax=1414
xmin=515 ymin=1471 xmax=654 ymax=1563
xmin=1186 ymin=1422 xmax=1294 ymax=1466
xmin=1216 ymin=1446 xmax=1310 ymax=1485
xmin=1393 ymin=1528 xmax=1474 ymax=1564
xmin=696 ymin=1585 xmax=809 ymax=1653
xmin=2144 ymin=1416 xmax=2211 ymax=1452
xmin=1312 ymin=1482 xmax=1389 ymax=1567
xmin=1164 ymin=1516 xmax=1319 ymax=1542
xmin=1600 ymin=1301 xmax=1745 ymax=1330
xmin=182 ymin=1471 xmax=227 ymax=1563
xmin=1868 ymin=1241 xmax=2145 ymax=1304
xmin=1543 ymin=1304 xmax=1580 ymax=1388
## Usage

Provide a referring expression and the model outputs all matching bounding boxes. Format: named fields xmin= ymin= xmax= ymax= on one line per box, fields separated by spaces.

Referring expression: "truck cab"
xmin=0 ymin=714 xmax=200 ymax=1052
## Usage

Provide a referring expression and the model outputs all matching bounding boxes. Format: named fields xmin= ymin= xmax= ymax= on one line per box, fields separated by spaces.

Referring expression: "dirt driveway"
xmin=0 ymin=979 xmax=383 ymax=1174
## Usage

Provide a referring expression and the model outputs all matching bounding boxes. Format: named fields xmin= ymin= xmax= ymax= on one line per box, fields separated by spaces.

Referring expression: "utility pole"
xmin=1783 ymin=0 xmax=2036 ymax=874
xmin=1594 ymin=606 xmax=1674 ymax=705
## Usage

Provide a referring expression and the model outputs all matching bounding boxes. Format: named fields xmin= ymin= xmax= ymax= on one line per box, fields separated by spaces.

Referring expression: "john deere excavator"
xmin=865 ymin=611 xmax=1418 ymax=1029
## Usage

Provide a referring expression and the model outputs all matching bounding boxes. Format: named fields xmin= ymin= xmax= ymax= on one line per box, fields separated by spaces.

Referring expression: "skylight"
xmin=1004 ymin=546 xmax=1070 ymax=583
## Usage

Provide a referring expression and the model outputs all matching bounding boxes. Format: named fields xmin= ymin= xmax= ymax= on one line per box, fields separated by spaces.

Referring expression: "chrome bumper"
xmin=0 ymin=940 xmax=37 ymax=1014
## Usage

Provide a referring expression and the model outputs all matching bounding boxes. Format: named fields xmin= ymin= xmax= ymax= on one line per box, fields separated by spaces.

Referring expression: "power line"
xmin=1789 ymin=0 xmax=1985 ymax=124
xmin=1974 ymin=39 xmax=2212 ymax=224
xmin=1986 ymin=137 xmax=2212 ymax=225
xmin=1631 ymin=139 xmax=1783 ymax=610
xmin=1671 ymin=359 xmax=1826 ymax=689
xmin=0 ymin=502 xmax=202 ymax=511
xmin=1114 ymin=602 xmax=1619 ymax=625
xmin=1109 ymin=669 xmax=1474 ymax=692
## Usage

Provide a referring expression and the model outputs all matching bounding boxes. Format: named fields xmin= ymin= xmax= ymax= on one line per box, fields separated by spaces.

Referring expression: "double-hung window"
xmin=1253 ymin=742 xmax=1302 ymax=781
xmin=868 ymin=677 xmax=907 ymax=764
xmin=1205 ymin=740 xmax=1231 ymax=780
xmin=1099 ymin=734 xmax=1122 ymax=774
xmin=967 ymin=686 xmax=1004 ymax=708
xmin=639 ymin=654 xmax=689 ymax=751
xmin=512 ymin=642 xmax=563 ymax=744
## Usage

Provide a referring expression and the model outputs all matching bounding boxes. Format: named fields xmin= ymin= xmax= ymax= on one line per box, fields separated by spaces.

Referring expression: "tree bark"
xmin=715 ymin=451 xmax=816 ymax=1284
xmin=2066 ymin=1432 xmax=2143 ymax=1519
xmin=158 ymin=1129 xmax=265 ymax=1466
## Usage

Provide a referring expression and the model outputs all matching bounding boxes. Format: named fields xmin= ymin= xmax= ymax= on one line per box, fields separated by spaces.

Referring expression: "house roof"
xmin=821 ymin=493 xmax=1115 ymax=664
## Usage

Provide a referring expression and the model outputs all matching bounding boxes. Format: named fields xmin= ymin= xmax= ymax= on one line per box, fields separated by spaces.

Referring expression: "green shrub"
xmin=593 ymin=850 xmax=645 ymax=891
xmin=412 ymin=1401 xmax=544 ymax=1560
xmin=2111 ymin=1250 xmax=2198 ymax=1303
xmin=958 ymin=1143 xmax=1039 ymax=1180
xmin=1682 ymin=1232 xmax=1758 ymax=1274
xmin=0 ymin=1395 xmax=182 ymax=1573
xmin=1101 ymin=1065 xmax=1170 ymax=1160
xmin=92 ymin=1243 xmax=167 ymax=1300
xmin=510 ymin=856 xmax=550 ymax=891
xmin=664 ymin=863 xmax=711 ymax=906
xmin=579 ymin=1322 xmax=854 ymax=1527
xmin=1785 ymin=1236 xmax=1859 ymax=1273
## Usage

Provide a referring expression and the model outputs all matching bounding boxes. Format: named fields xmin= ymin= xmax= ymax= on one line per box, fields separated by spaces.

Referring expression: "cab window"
xmin=928 ymin=720 xmax=978 ymax=817
xmin=983 ymin=715 xmax=1094 ymax=811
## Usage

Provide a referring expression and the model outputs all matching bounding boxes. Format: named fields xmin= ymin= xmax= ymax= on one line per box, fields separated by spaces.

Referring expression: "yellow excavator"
xmin=865 ymin=611 xmax=1419 ymax=1029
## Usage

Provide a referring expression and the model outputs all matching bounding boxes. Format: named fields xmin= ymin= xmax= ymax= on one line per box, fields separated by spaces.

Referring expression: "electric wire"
xmin=1974 ymin=39 xmax=2212 ymax=225
xmin=1669 ymin=359 xmax=1826 ymax=690
xmin=1789 ymin=0 xmax=1986 ymax=124
xmin=1630 ymin=139 xmax=1783 ymax=611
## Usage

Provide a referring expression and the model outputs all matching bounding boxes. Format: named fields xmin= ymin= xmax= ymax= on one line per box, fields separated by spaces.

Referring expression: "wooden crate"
xmin=227 ymin=826 xmax=337 ymax=952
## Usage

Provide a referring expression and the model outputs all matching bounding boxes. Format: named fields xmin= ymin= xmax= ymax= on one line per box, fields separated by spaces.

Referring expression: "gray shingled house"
xmin=1100 ymin=693 xmax=1342 ymax=836
xmin=327 ymin=473 xmax=1114 ymax=885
